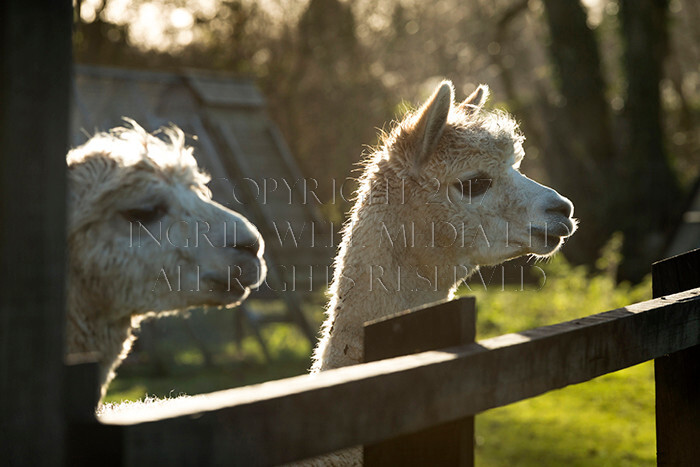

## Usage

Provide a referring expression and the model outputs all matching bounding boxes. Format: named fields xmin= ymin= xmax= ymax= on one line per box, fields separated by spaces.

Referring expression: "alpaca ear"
xmin=457 ymin=84 xmax=489 ymax=115
xmin=412 ymin=80 xmax=454 ymax=168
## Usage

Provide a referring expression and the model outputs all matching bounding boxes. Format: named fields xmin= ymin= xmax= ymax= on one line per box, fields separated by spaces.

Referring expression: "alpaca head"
xmin=67 ymin=121 xmax=266 ymax=319
xmin=365 ymin=80 xmax=576 ymax=276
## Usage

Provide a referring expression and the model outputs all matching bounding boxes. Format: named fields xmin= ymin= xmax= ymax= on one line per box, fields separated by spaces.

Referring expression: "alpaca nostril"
xmin=546 ymin=199 xmax=573 ymax=218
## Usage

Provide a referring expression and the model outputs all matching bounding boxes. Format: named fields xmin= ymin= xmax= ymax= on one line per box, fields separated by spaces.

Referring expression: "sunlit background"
xmin=73 ymin=0 xmax=700 ymax=279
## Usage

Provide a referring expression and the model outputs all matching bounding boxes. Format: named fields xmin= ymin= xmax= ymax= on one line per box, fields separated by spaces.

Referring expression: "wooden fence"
xmin=59 ymin=248 xmax=700 ymax=466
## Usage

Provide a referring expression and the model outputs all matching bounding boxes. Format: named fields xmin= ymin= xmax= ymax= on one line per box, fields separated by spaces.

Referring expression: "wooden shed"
xmin=71 ymin=64 xmax=335 ymax=340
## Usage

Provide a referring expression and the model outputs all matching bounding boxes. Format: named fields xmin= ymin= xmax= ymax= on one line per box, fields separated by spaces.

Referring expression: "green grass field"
xmin=475 ymin=361 xmax=654 ymax=466
xmin=106 ymin=240 xmax=656 ymax=465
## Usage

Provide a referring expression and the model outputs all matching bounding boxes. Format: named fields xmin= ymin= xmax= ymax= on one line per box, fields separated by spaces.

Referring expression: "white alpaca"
xmin=304 ymin=81 xmax=576 ymax=464
xmin=312 ymin=81 xmax=575 ymax=372
xmin=66 ymin=121 xmax=266 ymax=400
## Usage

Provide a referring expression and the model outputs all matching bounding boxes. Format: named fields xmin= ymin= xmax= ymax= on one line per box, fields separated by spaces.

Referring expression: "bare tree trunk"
xmin=540 ymin=0 xmax=618 ymax=268
xmin=618 ymin=0 xmax=682 ymax=277
xmin=540 ymin=0 xmax=681 ymax=279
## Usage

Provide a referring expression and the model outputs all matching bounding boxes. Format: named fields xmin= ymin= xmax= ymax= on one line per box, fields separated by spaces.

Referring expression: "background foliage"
xmin=74 ymin=0 xmax=700 ymax=279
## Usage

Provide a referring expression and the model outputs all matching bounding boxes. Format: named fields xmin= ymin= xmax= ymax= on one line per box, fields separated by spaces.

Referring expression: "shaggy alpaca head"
xmin=311 ymin=80 xmax=577 ymax=374
xmin=360 ymin=81 xmax=576 ymax=275
xmin=66 ymin=121 xmax=266 ymax=395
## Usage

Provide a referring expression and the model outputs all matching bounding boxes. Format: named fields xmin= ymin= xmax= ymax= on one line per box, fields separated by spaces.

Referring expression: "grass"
xmin=106 ymin=236 xmax=656 ymax=465
xmin=105 ymin=309 xmax=315 ymax=402
xmin=467 ymin=235 xmax=655 ymax=465
xmin=475 ymin=362 xmax=655 ymax=466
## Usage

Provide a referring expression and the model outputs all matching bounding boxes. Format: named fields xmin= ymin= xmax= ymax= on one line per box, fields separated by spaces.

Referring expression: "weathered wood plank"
xmin=0 ymin=1 xmax=72 ymax=464
xmin=64 ymin=354 xmax=101 ymax=424
xmin=364 ymin=297 xmax=476 ymax=361
xmin=99 ymin=288 xmax=700 ymax=466
xmin=652 ymin=249 xmax=700 ymax=466
xmin=64 ymin=355 xmax=124 ymax=466
xmin=364 ymin=297 xmax=475 ymax=466
xmin=652 ymin=248 xmax=700 ymax=298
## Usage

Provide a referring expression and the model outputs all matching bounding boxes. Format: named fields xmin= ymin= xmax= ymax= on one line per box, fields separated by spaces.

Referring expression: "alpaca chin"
xmin=529 ymin=220 xmax=578 ymax=257
xmin=201 ymin=278 xmax=252 ymax=306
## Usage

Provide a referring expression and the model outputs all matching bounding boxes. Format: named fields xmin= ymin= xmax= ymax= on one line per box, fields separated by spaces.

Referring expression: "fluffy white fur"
xmin=303 ymin=81 xmax=576 ymax=465
xmin=313 ymin=81 xmax=576 ymax=372
xmin=66 ymin=121 xmax=266 ymax=400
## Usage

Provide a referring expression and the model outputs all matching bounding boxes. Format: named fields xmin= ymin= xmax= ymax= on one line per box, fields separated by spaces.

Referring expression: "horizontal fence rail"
xmin=94 ymin=286 xmax=700 ymax=466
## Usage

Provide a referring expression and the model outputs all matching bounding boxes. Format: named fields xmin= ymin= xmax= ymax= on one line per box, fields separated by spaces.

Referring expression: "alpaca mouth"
xmin=528 ymin=222 xmax=575 ymax=254
xmin=200 ymin=273 xmax=250 ymax=298
xmin=538 ymin=218 xmax=576 ymax=238
xmin=532 ymin=230 xmax=564 ymax=249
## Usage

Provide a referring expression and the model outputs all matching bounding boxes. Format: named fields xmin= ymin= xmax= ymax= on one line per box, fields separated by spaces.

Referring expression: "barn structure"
xmin=72 ymin=64 xmax=336 ymax=344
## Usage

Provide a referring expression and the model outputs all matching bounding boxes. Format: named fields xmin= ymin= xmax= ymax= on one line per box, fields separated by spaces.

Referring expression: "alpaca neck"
xmin=66 ymin=284 xmax=135 ymax=397
xmin=312 ymin=205 xmax=472 ymax=371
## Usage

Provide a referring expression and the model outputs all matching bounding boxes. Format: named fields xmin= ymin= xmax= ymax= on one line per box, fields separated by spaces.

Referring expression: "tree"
xmin=540 ymin=0 xmax=682 ymax=279
xmin=618 ymin=0 xmax=681 ymax=276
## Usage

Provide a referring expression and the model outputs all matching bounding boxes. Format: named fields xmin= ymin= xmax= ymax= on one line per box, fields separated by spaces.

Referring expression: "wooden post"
xmin=363 ymin=297 xmax=476 ymax=466
xmin=64 ymin=354 xmax=123 ymax=466
xmin=652 ymin=249 xmax=700 ymax=466
xmin=64 ymin=354 xmax=102 ymax=424
xmin=0 ymin=1 xmax=72 ymax=465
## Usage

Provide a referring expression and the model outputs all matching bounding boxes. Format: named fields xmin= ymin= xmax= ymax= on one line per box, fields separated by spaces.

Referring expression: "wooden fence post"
xmin=651 ymin=249 xmax=700 ymax=466
xmin=363 ymin=297 xmax=476 ymax=466
xmin=0 ymin=1 xmax=72 ymax=464
xmin=64 ymin=354 xmax=123 ymax=466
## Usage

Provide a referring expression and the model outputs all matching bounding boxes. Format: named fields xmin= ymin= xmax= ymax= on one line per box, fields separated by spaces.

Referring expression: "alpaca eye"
xmin=121 ymin=203 xmax=168 ymax=224
xmin=452 ymin=175 xmax=492 ymax=198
